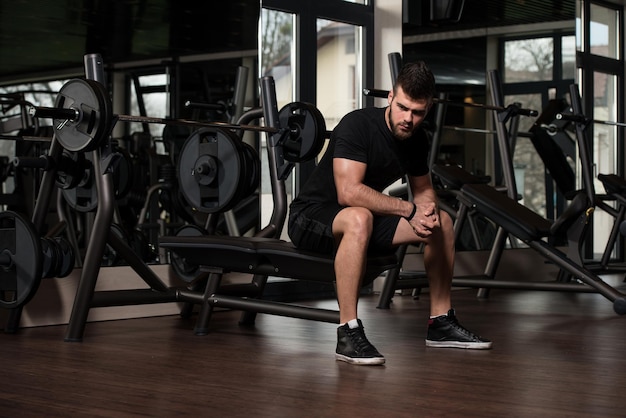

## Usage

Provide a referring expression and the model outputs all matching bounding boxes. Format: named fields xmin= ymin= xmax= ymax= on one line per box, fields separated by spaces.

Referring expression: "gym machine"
xmin=439 ymin=79 xmax=626 ymax=314
xmin=13 ymin=53 xmax=395 ymax=340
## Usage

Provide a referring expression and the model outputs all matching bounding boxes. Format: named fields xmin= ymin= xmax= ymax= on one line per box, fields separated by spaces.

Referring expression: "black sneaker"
xmin=426 ymin=309 xmax=492 ymax=349
xmin=336 ymin=320 xmax=386 ymax=365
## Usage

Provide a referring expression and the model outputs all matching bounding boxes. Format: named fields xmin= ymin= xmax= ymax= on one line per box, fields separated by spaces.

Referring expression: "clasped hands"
xmin=408 ymin=202 xmax=439 ymax=237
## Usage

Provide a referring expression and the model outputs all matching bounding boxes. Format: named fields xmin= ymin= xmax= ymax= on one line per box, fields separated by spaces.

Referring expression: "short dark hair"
xmin=393 ymin=61 xmax=436 ymax=101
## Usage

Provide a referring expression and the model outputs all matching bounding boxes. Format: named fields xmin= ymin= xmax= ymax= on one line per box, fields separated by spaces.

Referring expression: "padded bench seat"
xmin=432 ymin=164 xmax=490 ymax=190
xmin=161 ymin=235 xmax=263 ymax=272
xmin=160 ymin=235 xmax=398 ymax=284
xmin=598 ymin=173 xmax=626 ymax=194
xmin=458 ymin=183 xmax=552 ymax=242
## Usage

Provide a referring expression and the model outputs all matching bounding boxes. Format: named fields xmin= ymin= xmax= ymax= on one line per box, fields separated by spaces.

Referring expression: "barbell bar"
xmin=26 ymin=78 xmax=329 ymax=215
xmin=362 ymin=88 xmax=539 ymax=117
xmin=29 ymin=103 xmax=281 ymax=146
xmin=28 ymin=78 xmax=329 ymax=154
xmin=0 ymin=134 xmax=52 ymax=142
xmin=113 ymin=114 xmax=281 ymax=134
xmin=556 ymin=112 xmax=626 ymax=128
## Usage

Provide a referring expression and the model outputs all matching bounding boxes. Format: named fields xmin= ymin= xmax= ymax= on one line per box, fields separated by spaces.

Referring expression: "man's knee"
xmin=334 ymin=207 xmax=374 ymax=237
xmin=440 ymin=210 xmax=453 ymax=232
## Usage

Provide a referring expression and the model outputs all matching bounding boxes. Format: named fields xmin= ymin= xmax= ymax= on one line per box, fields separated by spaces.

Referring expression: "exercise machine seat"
xmin=459 ymin=183 xmax=552 ymax=242
xmin=598 ymin=173 xmax=626 ymax=194
xmin=432 ymin=164 xmax=491 ymax=190
xmin=160 ymin=235 xmax=398 ymax=284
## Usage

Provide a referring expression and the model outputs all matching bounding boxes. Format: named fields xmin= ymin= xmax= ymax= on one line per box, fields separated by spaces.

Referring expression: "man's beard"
xmin=388 ymin=111 xmax=414 ymax=140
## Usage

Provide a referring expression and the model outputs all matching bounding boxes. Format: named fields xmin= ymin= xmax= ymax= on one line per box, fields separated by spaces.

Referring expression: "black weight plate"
xmin=178 ymin=128 xmax=243 ymax=213
xmin=169 ymin=224 xmax=207 ymax=283
xmin=0 ymin=211 xmax=42 ymax=309
xmin=54 ymin=237 xmax=75 ymax=278
xmin=240 ymin=142 xmax=260 ymax=198
xmin=113 ymin=149 xmax=134 ymax=200
xmin=53 ymin=79 xmax=113 ymax=152
xmin=55 ymin=150 xmax=88 ymax=190
xmin=40 ymin=237 xmax=59 ymax=278
xmin=62 ymin=154 xmax=97 ymax=212
xmin=278 ymin=102 xmax=327 ymax=162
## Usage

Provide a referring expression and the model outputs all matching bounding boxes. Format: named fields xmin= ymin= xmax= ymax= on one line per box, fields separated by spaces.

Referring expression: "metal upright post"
xmin=65 ymin=54 xmax=117 ymax=341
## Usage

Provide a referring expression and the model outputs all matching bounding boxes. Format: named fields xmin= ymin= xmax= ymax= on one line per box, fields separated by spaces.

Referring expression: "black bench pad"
xmin=598 ymin=173 xmax=626 ymax=194
xmin=160 ymin=235 xmax=398 ymax=284
xmin=160 ymin=235 xmax=263 ymax=271
xmin=459 ymin=183 xmax=552 ymax=242
xmin=432 ymin=164 xmax=491 ymax=190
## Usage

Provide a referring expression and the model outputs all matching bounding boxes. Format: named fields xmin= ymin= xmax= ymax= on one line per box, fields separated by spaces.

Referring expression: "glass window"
xmin=506 ymin=93 xmax=548 ymax=216
xmin=504 ymin=38 xmax=554 ymax=83
xmin=0 ymin=80 xmax=65 ymax=195
xmin=316 ymin=19 xmax=362 ymax=131
xmin=562 ymin=35 xmax=576 ymax=80
xmin=129 ymin=74 xmax=168 ymax=139
xmin=260 ymin=9 xmax=295 ymax=232
xmin=590 ymin=3 xmax=619 ymax=59
xmin=501 ymin=32 xmax=576 ymax=221
xmin=592 ymin=72 xmax=617 ymax=257
xmin=261 ymin=9 xmax=295 ymax=109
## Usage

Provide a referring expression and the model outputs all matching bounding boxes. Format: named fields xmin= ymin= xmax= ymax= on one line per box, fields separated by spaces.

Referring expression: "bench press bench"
xmin=445 ymin=80 xmax=626 ymax=314
xmin=160 ymin=235 xmax=398 ymax=332
xmin=161 ymin=235 xmax=396 ymax=284
xmin=54 ymin=73 xmax=399 ymax=341
xmin=457 ymin=182 xmax=626 ymax=314
xmin=155 ymin=75 xmax=399 ymax=334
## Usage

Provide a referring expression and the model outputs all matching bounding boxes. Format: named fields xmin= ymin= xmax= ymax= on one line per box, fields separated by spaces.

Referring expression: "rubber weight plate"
xmin=41 ymin=237 xmax=60 ymax=279
xmin=61 ymin=154 xmax=98 ymax=212
xmin=170 ymin=224 xmax=207 ymax=283
xmin=0 ymin=211 xmax=43 ymax=309
xmin=178 ymin=128 xmax=243 ymax=213
xmin=278 ymin=102 xmax=327 ymax=162
xmin=54 ymin=237 xmax=75 ymax=278
xmin=240 ymin=142 xmax=260 ymax=198
xmin=53 ymin=79 xmax=113 ymax=152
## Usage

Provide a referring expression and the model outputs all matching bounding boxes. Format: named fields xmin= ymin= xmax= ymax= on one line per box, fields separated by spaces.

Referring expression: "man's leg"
xmin=332 ymin=207 xmax=385 ymax=365
xmin=422 ymin=211 xmax=455 ymax=316
xmin=392 ymin=210 xmax=455 ymax=315
xmin=332 ymin=207 xmax=372 ymax=324
xmin=393 ymin=211 xmax=492 ymax=349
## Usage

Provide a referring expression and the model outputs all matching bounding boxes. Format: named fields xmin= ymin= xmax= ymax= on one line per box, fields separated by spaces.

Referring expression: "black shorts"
xmin=288 ymin=202 xmax=400 ymax=255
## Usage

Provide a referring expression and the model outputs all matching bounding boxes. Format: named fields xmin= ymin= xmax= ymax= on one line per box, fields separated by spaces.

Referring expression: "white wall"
xmin=373 ymin=0 xmax=403 ymax=107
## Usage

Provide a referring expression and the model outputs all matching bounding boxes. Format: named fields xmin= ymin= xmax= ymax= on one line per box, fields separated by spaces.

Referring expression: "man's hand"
xmin=408 ymin=202 xmax=439 ymax=237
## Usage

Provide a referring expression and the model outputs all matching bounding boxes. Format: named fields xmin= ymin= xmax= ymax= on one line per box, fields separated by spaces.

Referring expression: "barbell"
xmin=28 ymin=78 xmax=327 ymax=214
xmin=556 ymin=112 xmax=626 ymax=128
xmin=362 ymin=88 xmax=539 ymax=117
xmin=29 ymin=78 xmax=327 ymax=159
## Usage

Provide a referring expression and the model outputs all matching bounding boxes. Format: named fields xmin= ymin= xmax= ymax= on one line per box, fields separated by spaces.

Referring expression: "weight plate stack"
xmin=0 ymin=211 xmax=43 ymax=309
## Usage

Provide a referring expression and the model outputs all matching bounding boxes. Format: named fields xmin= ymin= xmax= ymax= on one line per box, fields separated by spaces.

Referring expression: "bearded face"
xmin=388 ymin=103 xmax=416 ymax=140
xmin=386 ymin=86 xmax=431 ymax=140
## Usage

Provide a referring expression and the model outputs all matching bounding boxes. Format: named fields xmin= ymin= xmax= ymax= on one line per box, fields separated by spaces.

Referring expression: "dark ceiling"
xmin=403 ymin=0 xmax=576 ymax=36
xmin=0 ymin=0 xmax=579 ymax=85
xmin=0 ymin=0 xmax=260 ymax=84
xmin=402 ymin=0 xmax=577 ymax=87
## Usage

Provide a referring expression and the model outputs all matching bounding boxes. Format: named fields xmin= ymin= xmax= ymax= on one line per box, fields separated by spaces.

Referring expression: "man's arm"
xmin=333 ymin=157 xmax=415 ymax=218
xmin=407 ymin=172 xmax=438 ymax=208
xmin=407 ymin=173 xmax=440 ymax=235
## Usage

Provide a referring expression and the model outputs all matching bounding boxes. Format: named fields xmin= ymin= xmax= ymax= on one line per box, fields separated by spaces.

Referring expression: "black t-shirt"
xmin=291 ymin=106 xmax=430 ymax=208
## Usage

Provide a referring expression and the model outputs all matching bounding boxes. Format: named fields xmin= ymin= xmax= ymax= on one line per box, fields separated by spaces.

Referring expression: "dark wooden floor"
xmin=2 ymin=280 xmax=626 ymax=417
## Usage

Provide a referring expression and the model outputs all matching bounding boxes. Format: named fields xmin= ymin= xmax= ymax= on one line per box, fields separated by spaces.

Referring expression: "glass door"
xmin=577 ymin=1 xmax=623 ymax=260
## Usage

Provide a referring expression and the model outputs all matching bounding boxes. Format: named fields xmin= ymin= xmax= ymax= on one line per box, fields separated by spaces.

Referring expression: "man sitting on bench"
xmin=288 ymin=61 xmax=491 ymax=366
